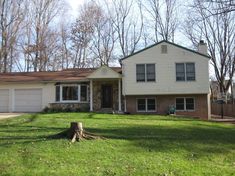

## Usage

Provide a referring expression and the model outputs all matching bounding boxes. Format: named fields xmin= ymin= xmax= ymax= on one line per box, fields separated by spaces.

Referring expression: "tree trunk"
xmin=68 ymin=122 xmax=104 ymax=142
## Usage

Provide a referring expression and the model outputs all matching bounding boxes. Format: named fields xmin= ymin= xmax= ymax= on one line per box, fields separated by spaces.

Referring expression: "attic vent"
xmin=161 ymin=45 xmax=167 ymax=54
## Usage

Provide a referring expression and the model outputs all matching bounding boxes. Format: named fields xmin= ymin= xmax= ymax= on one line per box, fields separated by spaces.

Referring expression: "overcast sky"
xmin=66 ymin=0 xmax=84 ymax=15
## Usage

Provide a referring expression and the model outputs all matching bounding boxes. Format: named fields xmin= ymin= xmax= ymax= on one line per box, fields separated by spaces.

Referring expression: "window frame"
xmin=55 ymin=84 xmax=88 ymax=103
xmin=136 ymin=98 xmax=156 ymax=112
xmin=136 ymin=63 xmax=156 ymax=82
xmin=80 ymin=85 xmax=89 ymax=102
xmin=61 ymin=84 xmax=79 ymax=102
xmin=175 ymin=97 xmax=195 ymax=111
xmin=176 ymin=63 xmax=185 ymax=81
xmin=186 ymin=63 xmax=196 ymax=81
xmin=175 ymin=62 xmax=196 ymax=82
xmin=136 ymin=64 xmax=146 ymax=82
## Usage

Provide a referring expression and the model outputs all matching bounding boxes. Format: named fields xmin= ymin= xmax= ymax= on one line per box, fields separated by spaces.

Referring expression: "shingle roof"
xmin=0 ymin=67 xmax=122 ymax=83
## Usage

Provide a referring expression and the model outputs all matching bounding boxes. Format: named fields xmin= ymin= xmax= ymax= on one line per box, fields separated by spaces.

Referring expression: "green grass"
xmin=0 ymin=113 xmax=235 ymax=176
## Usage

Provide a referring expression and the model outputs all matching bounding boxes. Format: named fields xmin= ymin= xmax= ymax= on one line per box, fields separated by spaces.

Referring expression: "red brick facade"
xmin=125 ymin=94 xmax=209 ymax=120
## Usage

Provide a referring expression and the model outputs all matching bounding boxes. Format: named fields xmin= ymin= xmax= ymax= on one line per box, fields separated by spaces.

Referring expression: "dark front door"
xmin=101 ymin=85 xmax=112 ymax=108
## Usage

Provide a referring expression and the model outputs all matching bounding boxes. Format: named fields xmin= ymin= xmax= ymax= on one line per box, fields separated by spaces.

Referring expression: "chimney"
xmin=198 ymin=40 xmax=208 ymax=55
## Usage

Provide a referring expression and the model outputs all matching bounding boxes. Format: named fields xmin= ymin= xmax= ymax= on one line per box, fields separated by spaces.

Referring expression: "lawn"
xmin=0 ymin=113 xmax=235 ymax=176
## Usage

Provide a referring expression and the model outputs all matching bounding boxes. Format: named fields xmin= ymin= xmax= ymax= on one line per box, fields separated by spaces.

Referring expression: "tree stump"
xmin=68 ymin=122 xmax=104 ymax=142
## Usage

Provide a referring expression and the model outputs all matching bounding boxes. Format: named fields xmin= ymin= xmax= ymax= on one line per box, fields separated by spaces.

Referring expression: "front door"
xmin=101 ymin=85 xmax=112 ymax=108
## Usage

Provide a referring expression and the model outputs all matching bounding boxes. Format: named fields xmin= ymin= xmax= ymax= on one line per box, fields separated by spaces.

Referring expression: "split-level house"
xmin=0 ymin=40 xmax=211 ymax=119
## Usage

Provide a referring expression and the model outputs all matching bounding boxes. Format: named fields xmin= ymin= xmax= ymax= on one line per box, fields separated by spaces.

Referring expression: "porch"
xmin=88 ymin=65 xmax=122 ymax=112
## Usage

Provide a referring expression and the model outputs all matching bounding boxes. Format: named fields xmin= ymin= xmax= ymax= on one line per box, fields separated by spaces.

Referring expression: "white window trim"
xmin=56 ymin=84 xmax=88 ymax=103
xmin=136 ymin=63 xmax=156 ymax=83
xmin=175 ymin=62 xmax=196 ymax=82
xmin=136 ymin=98 xmax=157 ymax=112
xmin=175 ymin=97 xmax=195 ymax=112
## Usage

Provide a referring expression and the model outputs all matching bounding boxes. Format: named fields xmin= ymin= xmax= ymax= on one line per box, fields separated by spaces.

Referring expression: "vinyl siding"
xmin=122 ymin=42 xmax=210 ymax=95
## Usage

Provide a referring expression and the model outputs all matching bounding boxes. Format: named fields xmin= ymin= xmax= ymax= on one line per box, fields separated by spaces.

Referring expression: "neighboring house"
xmin=210 ymin=80 xmax=232 ymax=101
xmin=0 ymin=40 xmax=211 ymax=119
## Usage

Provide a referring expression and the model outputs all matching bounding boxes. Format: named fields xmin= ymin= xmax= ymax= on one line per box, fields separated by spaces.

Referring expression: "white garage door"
xmin=14 ymin=89 xmax=42 ymax=112
xmin=0 ymin=89 xmax=9 ymax=112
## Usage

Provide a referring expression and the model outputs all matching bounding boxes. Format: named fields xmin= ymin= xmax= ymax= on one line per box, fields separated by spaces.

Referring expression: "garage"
xmin=14 ymin=89 xmax=42 ymax=112
xmin=0 ymin=89 xmax=9 ymax=112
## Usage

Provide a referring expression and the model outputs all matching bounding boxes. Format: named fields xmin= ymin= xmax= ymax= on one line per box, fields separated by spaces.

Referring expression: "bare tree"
xmin=89 ymin=2 xmax=117 ymax=66
xmin=70 ymin=2 xmax=100 ymax=68
xmin=58 ymin=21 xmax=72 ymax=69
xmin=204 ymin=0 xmax=235 ymax=14
xmin=141 ymin=0 xmax=178 ymax=42
xmin=22 ymin=0 xmax=65 ymax=72
xmin=185 ymin=0 xmax=235 ymax=96
xmin=105 ymin=0 xmax=144 ymax=57
xmin=0 ymin=0 xmax=24 ymax=72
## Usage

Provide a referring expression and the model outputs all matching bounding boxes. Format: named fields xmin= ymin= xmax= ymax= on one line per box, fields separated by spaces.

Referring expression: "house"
xmin=210 ymin=80 xmax=227 ymax=101
xmin=0 ymin=40 xmax=211 ymax=119
xmin=210 ymin=80 xmax=234 ymax=102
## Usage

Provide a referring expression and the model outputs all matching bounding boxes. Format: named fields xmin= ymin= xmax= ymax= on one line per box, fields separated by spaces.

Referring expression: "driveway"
xmin=0 ymin=113 xmax=25 ymax=120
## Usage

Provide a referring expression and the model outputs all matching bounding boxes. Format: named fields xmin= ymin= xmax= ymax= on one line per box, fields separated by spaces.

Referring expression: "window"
xmin=186 ymin=63 xmax=195 ymax=81
xmin=136 ymin=64 xmax=155 ymax=82
xmin=176 ymin=63 xmax=195 ymax=81
xmin=137 ymin=98 xmax=156 ymax=112
xmin=55 ymin=86 xmax=60 ymax=102
xmin=176 ymin=98 xmax=184 ymax=110
xmin=185 ymin=98 xmax=194 ymax=110
xmin=176 ymin=63 xmax=185 ymax=81
xmin=80 ymin=85 xmax=88 ymax=102
xmin=137 ymin=99 xmax=146 ymax=111
xmin=147 ymin=99 xmax=156 ymax=111
xmin=161 ymin=45 xmax=167 ymax=54
xmin=136 ymin=64 xmax=145 ymax=82
xmin=62 ymin=86 xmax=78 ymax=101
xmin=176 ymin=97 xmax=195 ymax=111
xmin=55 ymin=84 xmax=88 ymax=102
xmin=147 ymin=64 xmax=156 ymax=81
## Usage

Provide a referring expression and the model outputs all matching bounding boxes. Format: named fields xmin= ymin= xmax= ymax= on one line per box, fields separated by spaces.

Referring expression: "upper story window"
xmin=136 ymin=64 xmax=156 ymax=82
xmin=55 ymin=84 xmax=88 ymax=102
xmin=176 ymin=63 xmax=195 ymax=81
xmin=161 ymin=45 xmax=168 ymax=54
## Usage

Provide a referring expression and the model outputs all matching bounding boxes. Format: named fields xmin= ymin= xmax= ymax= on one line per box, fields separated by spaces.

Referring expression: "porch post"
xmin=90 ymin=79 xmax=93 ymax=111
xmin=118 ymin=78 xmax=121 ymax=112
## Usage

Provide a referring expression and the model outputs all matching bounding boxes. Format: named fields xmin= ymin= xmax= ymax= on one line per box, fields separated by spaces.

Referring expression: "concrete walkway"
xmin=210 ymin=114 xmax=235 ymax=124
xmin=0 ymin=113 xmax=25 ymax=120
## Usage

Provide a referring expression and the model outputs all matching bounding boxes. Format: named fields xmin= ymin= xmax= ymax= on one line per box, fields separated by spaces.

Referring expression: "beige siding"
xmin=122 ymin=42 xmax=210 ymax=95
xmin=88 ymin=66 xmax=121 ymax=79
xmin=0 ymin=83 xmax=55 ymax=112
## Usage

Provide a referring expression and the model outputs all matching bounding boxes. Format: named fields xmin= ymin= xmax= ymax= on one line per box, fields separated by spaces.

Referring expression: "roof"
xmin=120 ymin=40 xmax=211 ymax=61
xmin=0 ymin=67 xmax=121 ymax=83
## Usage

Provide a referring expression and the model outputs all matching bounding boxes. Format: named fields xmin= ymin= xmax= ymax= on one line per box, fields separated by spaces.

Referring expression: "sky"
xmin=66 ymin=0 xmax=84 ymax=15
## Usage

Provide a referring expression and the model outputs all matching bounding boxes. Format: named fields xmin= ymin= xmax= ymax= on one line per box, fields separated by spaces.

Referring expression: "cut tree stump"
xmin=68 ymin=122 xmax=105 ymax=143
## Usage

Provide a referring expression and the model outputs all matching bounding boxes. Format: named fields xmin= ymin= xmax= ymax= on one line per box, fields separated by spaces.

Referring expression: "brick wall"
xmin=125 ymin=94 xmax=209 ymax=120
